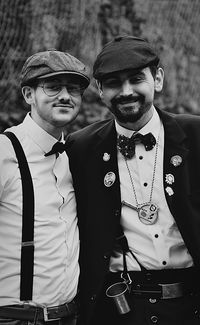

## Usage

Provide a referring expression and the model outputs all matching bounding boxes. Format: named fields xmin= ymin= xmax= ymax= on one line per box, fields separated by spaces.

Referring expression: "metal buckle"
xmin=43 ymin=306 xmax=60 ymax=322
xmin=159 ymin=282 xmax=183 ymax=299
xmin=22 ymin=301 xmax=61 ymax=322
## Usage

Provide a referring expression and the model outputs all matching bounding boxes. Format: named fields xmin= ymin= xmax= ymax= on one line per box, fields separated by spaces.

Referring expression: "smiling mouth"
xmin=118 ymin=100 xmax=140 ymax=109
xmin=54 ymin=104 xmax=73 ymax=109
xmin=118 ymin=97 xmax=140 ymax=105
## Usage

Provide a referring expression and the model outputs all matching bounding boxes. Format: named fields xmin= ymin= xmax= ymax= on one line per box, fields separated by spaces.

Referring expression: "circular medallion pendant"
xmin=138 ymin=203 xmax=159 ymax=225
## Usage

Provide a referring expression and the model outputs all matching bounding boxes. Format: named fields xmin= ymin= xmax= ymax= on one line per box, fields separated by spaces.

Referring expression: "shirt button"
xmin=139 ymin=156 xmax=143 ymax=160
xmin=149 ymin=298 xmax=157 ymax=304
xmin=115 ymin=209 xmax=120 ymax=217
xmin=162 ymin=261 xmax=167 ymax=265
xmin=144 ymin=182 xmax=148 ymax=187
xmin=151 ymin=315 xmax=158 ymax=323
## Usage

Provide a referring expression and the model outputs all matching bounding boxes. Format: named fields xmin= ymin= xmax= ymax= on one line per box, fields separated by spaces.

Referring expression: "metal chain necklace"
xmin=123 ymin=133 xmax=160 ymax=225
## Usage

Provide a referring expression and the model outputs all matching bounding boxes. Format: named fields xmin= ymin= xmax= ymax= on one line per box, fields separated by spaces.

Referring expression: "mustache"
xmin=54 ymin=98 xmax=72 ymax=106
xmin=111 ymin=94 xmax=141 ymax=106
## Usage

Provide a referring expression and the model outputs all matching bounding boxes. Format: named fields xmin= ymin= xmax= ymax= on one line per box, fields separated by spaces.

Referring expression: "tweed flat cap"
xmin=93 ymin=35 xmax=159 ymax=80
xmin=21 ymin=49 xmax=90 ymax=87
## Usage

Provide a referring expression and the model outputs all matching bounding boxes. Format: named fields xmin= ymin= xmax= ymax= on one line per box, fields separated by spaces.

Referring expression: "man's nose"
xmin=120 ymin=80 xmax=133 ymax=96
xmin=58 ymin=86 xmax=71 ymax=100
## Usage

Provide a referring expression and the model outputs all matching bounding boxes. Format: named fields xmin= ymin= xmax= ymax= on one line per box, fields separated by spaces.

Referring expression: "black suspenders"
xmin=4 ymin=131 xmax=35 ymax=301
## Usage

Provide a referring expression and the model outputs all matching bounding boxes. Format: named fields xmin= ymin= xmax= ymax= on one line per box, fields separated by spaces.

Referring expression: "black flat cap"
xmin=93 ymin=35 xmax=159 ymax=80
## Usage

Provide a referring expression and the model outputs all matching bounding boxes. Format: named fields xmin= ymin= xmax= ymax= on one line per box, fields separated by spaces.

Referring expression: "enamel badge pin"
xmin=165 ymin=174 xmax=175 ymax=185
xmin=103 ymin=153 xmax=110 ymax=161
xmin=165 ymin=186 xmax=174 ymax=196
xmin=104 ymin=172 xmax=116 ymax=187
xmin=170 ymin=155 xmax=182 ymax=167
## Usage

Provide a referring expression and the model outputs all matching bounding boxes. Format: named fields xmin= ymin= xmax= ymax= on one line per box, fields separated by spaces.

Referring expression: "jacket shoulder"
xmin=160 ymin=108 xmax=200 ymax=131
xmin=173 ymin=112 xmax=200 ymax=136
xmin=68 ymin=118 xmax=114 ymax=141
xmin=174 ymin=112 xmax=200 ymax=124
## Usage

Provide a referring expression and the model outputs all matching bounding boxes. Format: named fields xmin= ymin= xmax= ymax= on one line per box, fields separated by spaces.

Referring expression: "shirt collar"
xmin=22 ymin=113 xmax=64 ymax=154
xmin=115 ymin=106 xmax=161 ymax=141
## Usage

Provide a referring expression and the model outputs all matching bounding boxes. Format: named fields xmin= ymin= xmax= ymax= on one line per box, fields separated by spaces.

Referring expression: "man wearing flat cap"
xmin=67 ymin=35 xmax=200 ymax=324
xmin=0 ymin=49 xmax=89 ymax=324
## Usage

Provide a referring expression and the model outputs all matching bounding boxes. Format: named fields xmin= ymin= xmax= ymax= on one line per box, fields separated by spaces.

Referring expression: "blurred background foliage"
xmin=0 ymin=0 xmax=200 ymax=133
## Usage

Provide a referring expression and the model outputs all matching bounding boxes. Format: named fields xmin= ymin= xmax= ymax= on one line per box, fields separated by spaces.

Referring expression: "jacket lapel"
xmin=95 ymin=120 xmax=121 ymax=190
xmin=89 ymin=119 xmax=122 ymax=225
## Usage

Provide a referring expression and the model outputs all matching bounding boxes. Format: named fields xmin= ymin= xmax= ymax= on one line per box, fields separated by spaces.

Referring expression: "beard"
xmin=110 ymin=94 xmax=151 ymax=123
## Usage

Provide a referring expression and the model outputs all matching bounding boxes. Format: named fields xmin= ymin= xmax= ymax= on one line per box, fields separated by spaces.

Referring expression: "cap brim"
xmin=37 ymin=70 xmax=90 ymax=87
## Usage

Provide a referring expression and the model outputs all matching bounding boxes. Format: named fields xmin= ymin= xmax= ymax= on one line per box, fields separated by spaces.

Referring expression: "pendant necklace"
xmin=123 ymin=133 xmax=160 ymax=225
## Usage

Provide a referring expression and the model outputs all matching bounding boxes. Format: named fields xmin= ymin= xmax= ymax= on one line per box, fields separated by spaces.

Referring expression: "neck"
xmin=116 ymin=106 xmax=154 ymax=131
xmin=30 ymin=113 xmax=63 ymax=140
xmin=49 ymin=128 xmax=63 ymax=140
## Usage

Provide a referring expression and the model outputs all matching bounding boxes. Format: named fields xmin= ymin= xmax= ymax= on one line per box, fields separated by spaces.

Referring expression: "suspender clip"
xmin=121 ymin=272 xmax=132 ymax=285
xmin=22 ymin=241 xmax=34 ymax=247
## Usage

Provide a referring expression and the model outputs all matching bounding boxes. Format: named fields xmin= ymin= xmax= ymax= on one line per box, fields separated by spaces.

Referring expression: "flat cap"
xmin=93 ymin=35 xmax=159 ymax=80
xmin=21 ymin=49 xmax=90 ymax=88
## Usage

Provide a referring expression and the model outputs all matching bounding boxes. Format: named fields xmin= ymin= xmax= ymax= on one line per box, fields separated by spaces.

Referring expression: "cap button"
xmin=114 ymin=36 xmax=122 ymax=42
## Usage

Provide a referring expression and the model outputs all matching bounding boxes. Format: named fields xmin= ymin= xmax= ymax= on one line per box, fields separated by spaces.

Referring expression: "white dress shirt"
xmin=110 ymin=106 xmax=193 ymax=271
xmin=0 ymin=113 xmax=79 ymax=306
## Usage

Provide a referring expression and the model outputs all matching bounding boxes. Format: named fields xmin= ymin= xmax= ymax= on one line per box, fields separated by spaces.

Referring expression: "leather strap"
xmin=116 ymin=224 xmax=146 ymax=277
xmin=0 ymin=300 xmax=78 ymax=321
xmin=4 ymin=132 xmax=35 ymax=301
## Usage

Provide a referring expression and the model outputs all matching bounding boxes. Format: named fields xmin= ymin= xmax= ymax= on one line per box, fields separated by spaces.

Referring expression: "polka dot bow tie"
xmin=117 ymin=132 xmax=156 ymax=159
xmin=45 ymin=142 xmax=66 ymax=157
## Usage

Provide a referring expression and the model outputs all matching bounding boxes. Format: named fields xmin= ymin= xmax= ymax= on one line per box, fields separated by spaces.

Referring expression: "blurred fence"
xmin=0 ymin=0 xmax=200 ymax=133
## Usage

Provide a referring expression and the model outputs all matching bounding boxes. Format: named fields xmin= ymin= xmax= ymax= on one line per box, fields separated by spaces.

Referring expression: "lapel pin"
xmin=103 ymin=152 xmax=110 ymax=161
xmin=165 ymin=174 xmax=175 ymax=185
xmin=170 ymin=155 xmax=182 ymax=167
xmin=104 ymin=172 xmax=116 ymax=187
xmin=165 ymin=186 xmax=174 ymax=196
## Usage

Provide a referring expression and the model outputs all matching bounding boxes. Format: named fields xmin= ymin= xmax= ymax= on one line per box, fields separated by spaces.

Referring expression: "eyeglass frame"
xmin=36 ymin=78 xmax=87 ymax=97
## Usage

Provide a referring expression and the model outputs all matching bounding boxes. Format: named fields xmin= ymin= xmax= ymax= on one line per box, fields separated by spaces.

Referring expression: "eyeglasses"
xmin=38 ymin=80 xmax=86 ymax=97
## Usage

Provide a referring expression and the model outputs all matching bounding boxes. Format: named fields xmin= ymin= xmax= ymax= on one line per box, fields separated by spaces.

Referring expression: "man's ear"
xmin=154 ymin=67 xmax=164 ymax=93
xmin=96 ymin=80 xmax=103 ymax=97
xmin=22 ymin=86 xmax=35 ymax=105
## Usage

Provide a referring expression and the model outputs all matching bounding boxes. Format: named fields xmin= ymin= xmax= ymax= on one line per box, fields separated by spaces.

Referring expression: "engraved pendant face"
xmin=138 ymin=203 xmax=159 ymax=225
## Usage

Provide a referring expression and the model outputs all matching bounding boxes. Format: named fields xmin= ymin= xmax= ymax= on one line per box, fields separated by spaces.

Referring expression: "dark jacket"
xmin=66 ymin=108 xmax=200 ymax=324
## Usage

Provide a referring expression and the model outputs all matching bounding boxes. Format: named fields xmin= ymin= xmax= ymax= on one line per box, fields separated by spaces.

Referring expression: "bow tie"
xmin=117 ymin=132 xmax=156 ymax=159
xmin=45 ymin=142 xmax=66 ymax=157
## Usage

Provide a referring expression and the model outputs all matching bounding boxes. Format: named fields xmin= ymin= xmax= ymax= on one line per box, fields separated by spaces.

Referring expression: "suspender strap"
xmin=4 ymin=131 xmax=35 ymax=301
xmin=116 ymin=224 xmax=146 ymax=276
